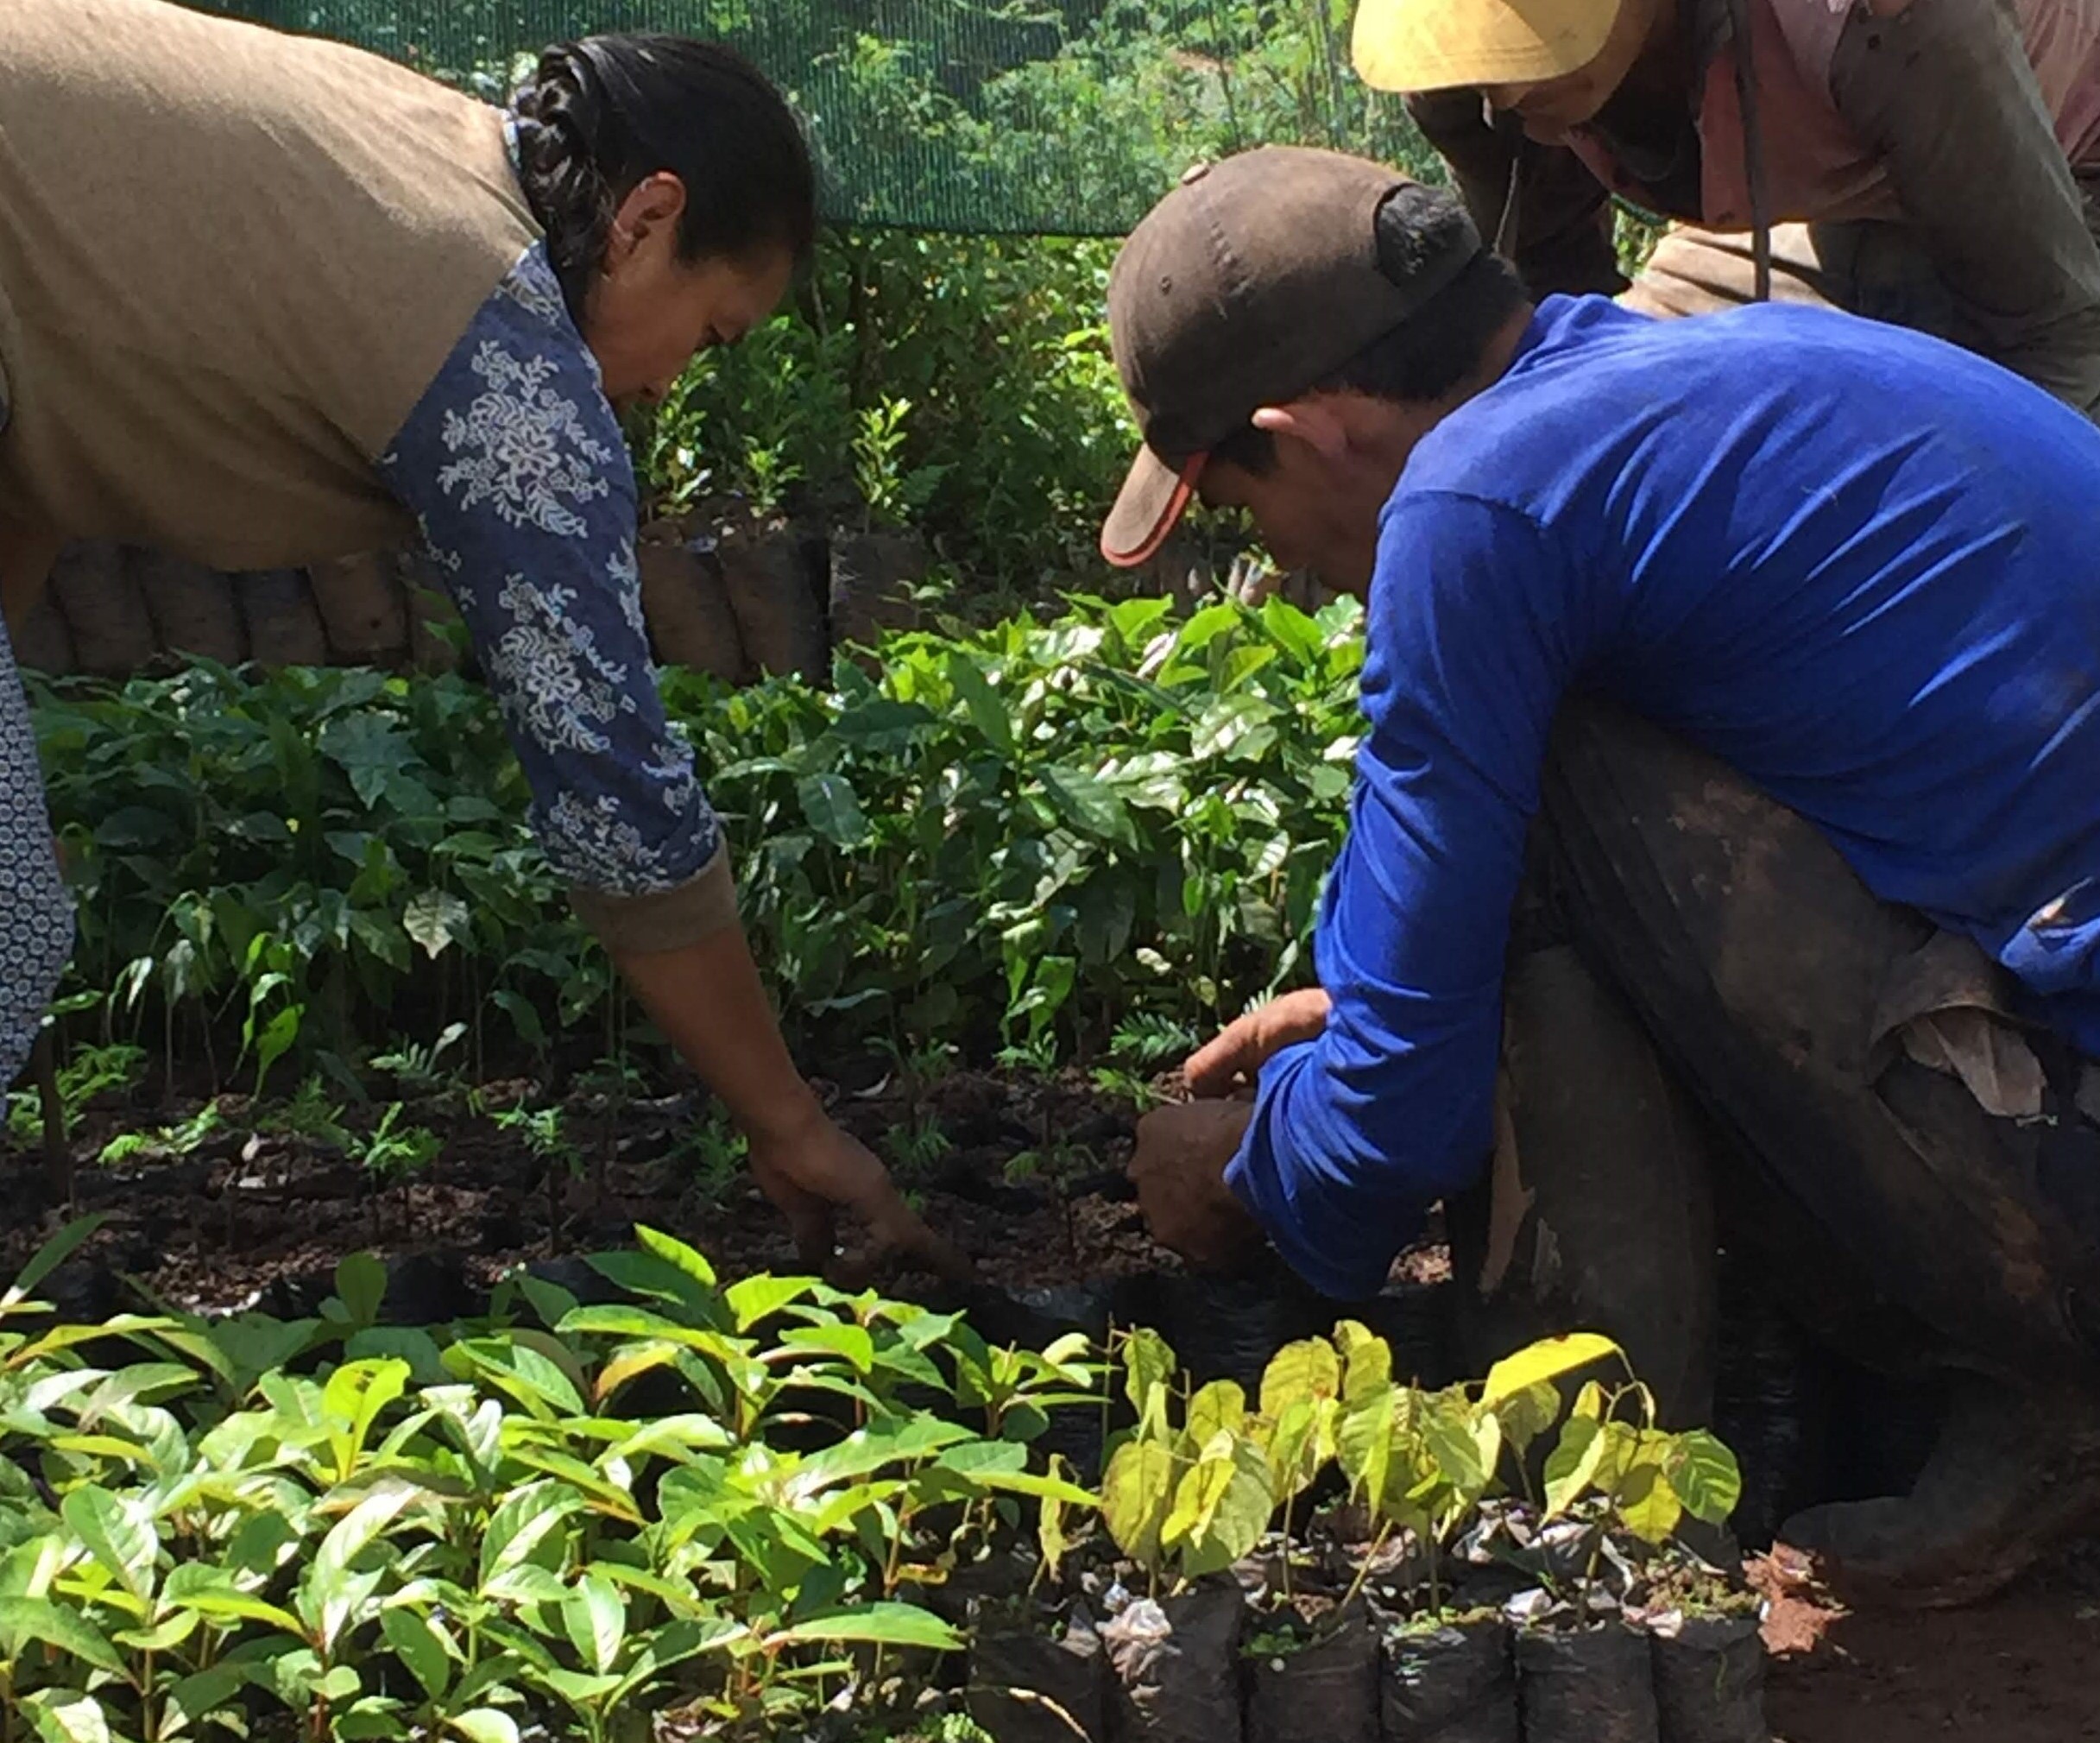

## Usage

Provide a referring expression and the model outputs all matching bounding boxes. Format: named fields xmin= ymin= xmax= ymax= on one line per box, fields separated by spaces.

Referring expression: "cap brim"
xmin=1100 ymin=446 xmax=1207 ymax=570
xmin=1352 ymin=0 xmax=1618 ymax=92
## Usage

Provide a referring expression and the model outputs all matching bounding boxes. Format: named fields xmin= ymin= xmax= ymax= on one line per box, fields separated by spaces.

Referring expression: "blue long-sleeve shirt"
xmin=1228 ymin=294 xmax=2100 ymax=1302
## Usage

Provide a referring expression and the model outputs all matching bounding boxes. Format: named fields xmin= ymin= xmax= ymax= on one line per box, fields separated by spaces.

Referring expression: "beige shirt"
xmin=0 ymin=0 xmax=539 ymax=572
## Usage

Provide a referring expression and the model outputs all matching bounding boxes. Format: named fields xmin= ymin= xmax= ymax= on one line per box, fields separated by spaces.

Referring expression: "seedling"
xmin=369 ymin=1021 xmax=469 ymax=1095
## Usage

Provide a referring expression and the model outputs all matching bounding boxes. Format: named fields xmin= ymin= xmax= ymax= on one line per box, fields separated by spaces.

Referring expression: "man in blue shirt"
xmin=1100 ymin=144 xmax=2100 ymax=1605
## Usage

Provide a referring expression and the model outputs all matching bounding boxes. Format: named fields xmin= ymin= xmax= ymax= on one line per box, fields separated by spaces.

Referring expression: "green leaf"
xmin=448 ymin=1711 xmax=519 ymax=1743
xmin=1334 ymin=1321 xmax=1392 ymax=1407
xmin=1543 ymin=1416 xmax=1609 ymax=1519
xmin=2 ymin=1214 xmax=108 ymax=1312
xmin=1039 ymin=766 xmax=1131 ymax=844
xmin=380 ymin=1607 xmax=453 ymax=1702
xmin=1481 ymin=1333 xmax=1622 ymax=1405
xmin=402 ymin=890 xmax=472 ymax=961
xmin=634 ymin=1225 xmax=717 ymax=1292
xmin=1185 ymin=1380 xmax=1246 ymax=1449
xmin=22 ymin=1690 xmax=110 ymax=1743
xmin=322 ymin=1357 xmax=410 ymax=1479
xmin=1618 ymin=1461 xmax=1684 ymax=1545
xmin=332 ymin=1253 xmax=388 ymax=1328
xmin=945 ymin=652 xmax=1014 ymax=758
xmin=1666 ymin=1430 xmax=1744 ymax=1525
xmin=1258 ymin=1337 xmax=1340 ymax=1420
xmin=0 ymin=1597 xmax=124 ymax=1674
xmin=1101 ymin=1440 xmax=1176 ymax=1571
xmin=1119 ymin=1329 xmax=1175 ymax=1436
xmin=1493 ymin=1380 xmax=1563 ymax=1456
xmin=563 ymin=1574 xmax=627 ymax=1677
xmin=767 ymin=1603 xmax=962 ymax=1652
xmin=797 ymin=773 xmax=870 ymax=847
xmin=60 ymin=1486 xmax=156 ymax=1601
xmin=170 ymin=1588 xmax=308 ymax=1639
xmin=443 ymin=1337 xmax=585 ymax=1420
xmin=1337 ymin=1386 xmax=1395 ymax=1516
xmin=723 ymin=1275 xmax=811 ymax=1333
xmin=779 ymin=1323 xmax=874 ymax=1374
xmin=478 ymin=1482 xmax=583 ymax=1593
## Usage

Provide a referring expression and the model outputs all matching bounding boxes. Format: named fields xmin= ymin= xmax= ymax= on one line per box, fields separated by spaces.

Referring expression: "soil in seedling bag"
xmin=1245 ymin=1607 xmax=1378 ymax=1743
xmin=1516 ymin=1622 xmax=1660 ymax=1743
xmin=1100 ymin=1583 xmax=1244 ymax=1743
xmin=968 ymin=1612 xmax=1111 ymax=1743
xmin=1651 ymin=1615 xmax=1769 ymax=1743
xmin=1379 ymin=1614 xmax=1520 ymax=1743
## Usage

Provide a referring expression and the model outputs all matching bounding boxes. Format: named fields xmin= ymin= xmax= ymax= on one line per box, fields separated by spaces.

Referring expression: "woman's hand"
xmin=746 ymin=1102 xmax=974 ymax=1284
xmin=1184 ymin=986 xmax=1332 ymax=1097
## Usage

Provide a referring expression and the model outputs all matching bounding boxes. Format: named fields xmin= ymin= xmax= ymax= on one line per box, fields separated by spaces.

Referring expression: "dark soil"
xmin=0 ymin=1066 xmax=1178 ymax=1316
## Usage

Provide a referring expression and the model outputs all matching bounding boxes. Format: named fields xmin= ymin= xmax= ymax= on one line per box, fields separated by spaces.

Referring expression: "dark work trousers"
xmin=1446 ymin=698 xmax=2100 ymax=1430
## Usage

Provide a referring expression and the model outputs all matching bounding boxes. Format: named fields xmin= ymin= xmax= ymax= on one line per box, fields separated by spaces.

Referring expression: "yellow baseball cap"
xmin=1352 ymin=0 xmax=1621 ymax=92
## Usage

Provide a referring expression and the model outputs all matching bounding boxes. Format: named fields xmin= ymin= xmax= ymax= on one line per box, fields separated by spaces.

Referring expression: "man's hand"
xmin=1185 ymin=987 xmax=1332 ymax=1098
xmin=747 ymin=1103 xmax=974 ymax=1285
xmin=1128 ymin=1100 xmax=1264 ymax=1271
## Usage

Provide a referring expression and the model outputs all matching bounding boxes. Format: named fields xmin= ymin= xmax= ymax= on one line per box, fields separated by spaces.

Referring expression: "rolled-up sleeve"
xmin=378 ymin=243 xmax=735 ymax=952
xmin=1224 ymin=495 xmax=1591 ymax=1300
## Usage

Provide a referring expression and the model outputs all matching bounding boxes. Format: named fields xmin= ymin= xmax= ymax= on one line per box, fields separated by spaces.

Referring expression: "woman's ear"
xmin=605 ymin=172 xmax=688 ymax=268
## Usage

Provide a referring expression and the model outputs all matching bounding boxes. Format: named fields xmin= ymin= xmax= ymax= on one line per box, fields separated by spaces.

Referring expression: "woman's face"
xmin=1479 ymin=0 xmax=1662 ymax=142
xmin=583 ymin=172 xmax=795 ymax=409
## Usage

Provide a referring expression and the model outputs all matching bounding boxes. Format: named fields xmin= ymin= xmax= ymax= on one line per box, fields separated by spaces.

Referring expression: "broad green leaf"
xmin=0 ymin=1597 xmax=123 ymax=1674
xmin=448 ymin=1712 xmax=519 ymax=1743
xmin=767 ymin=1603 xmax=962 ymax=1652
xmin=1422 ymin=1404 xmax=1487 ymax=1496
xmin=1494 ymin=1380 xmax=1563 ymax=1456
xmin=797 ymin=773 xmax=869 ymax=847
xmin=1543 ymin=1417 xmax=1609 ymax=1519
xmin=322 ymin=1358 xmax=410 ymax=1480
xmin=380 ymin=1606 xmax=453 ymax=1701
xmin=1481 ymin=1333 xmax=1623 ymax=1405
xmin=1259 ymin=1337 xmax=1340 ymax=1420
xmin=1618 ymin=1462 xmax=1684 ymax=1545
xmin=443 ymin=1337 xmax=584 ymax=1420
xmin=1119 ymin=1329 xmax=1175 ymax=1437
xmin=60 ymin=1487 xmax=156 ymax=1601
xmin=634 ymin=1225 xmax=717 ymax=1291
xmin=1337 ymin=1386 xmax=1395 ymax=1515
xmin=478 ymin=1482 xmax=583 ymax=1592
xmin=1181 ymin=1440 xmax=1274 ymax=1578
xmin=723 ymin=1276 xmax=811 ymax=1333
xmin=563 ymin=1574 xmax=626 ymax=1676
xmin=167 ymin=1588 xmax=307 ymax=1639
xmin=1161 ymin=1451 xmax=1233 ymax=1555
xmin=1100 ymin=1440 xmax=1176 ymax=1570
xmin=1666 ymin=1430 xmax=1744 ymax=1525
xmin=780 ymin=1323 xmax=875 ymax=1374
xmin=945 ymin=652 xmax=1014 ymax=757
xmin=314 ymin=1484 xmax=418 ymax=1584
xmin=402 ymin=890 xmax=471 ymax=960
xmin=332 ymin=1254 xmax=388 ymax=1328
xmin=1185 ymin=1380 xmax=1245 ymax=1449
xmin=22 ymin=1690 xmax=110 ymax=1743
xmin=1334 ymin=1321 xmax=1391 ymax=1406
xmin=1039 ymin=765 xmax=1131 ymax=844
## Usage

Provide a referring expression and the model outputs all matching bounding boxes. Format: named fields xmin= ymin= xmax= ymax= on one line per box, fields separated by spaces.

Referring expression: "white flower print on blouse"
xmin=380 ymin=240 xmax=723 ymax=900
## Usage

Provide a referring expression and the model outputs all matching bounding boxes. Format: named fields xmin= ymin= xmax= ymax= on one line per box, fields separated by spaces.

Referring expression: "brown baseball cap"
xmin=1100 ymin=145 xmax=1482 ymax=569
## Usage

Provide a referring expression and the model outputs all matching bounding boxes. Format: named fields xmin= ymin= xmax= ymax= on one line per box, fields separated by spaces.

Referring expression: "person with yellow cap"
xmin=1101 ymin=144 xmax=2100 ymax=1604
xmin=1352 ymin=0 xmax=2100 ymax=413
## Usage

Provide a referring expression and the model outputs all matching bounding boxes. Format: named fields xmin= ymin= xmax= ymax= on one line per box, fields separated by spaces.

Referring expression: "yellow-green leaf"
xmin=1481 ymin=1334 xmax=1622 ymax=1405
xmin=1617 ymin=1462 xmax=1684 ymax=1544
xmin=1666 ymin=1430 xmax=1744 ymax=1526
xmin=1543 ymin=1416 xmax=1607 ymax=1519
xmin=1258 ymin=1337 xmax=1340 ymax=1420
xmin=1334 ymin=1321 xmax=1391 ymax=1405
xmin=1101 ymin=1440 xmax=1176 ymax=1570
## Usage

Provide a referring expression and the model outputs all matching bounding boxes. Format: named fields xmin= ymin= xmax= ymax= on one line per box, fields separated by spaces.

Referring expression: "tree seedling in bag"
xmin=1095 ymin=1328 xmax=1271 ymax=1740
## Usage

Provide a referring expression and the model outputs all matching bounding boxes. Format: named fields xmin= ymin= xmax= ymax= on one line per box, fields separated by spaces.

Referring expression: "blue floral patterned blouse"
xmin=377 ymin=242 xmax=725 ymax=901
